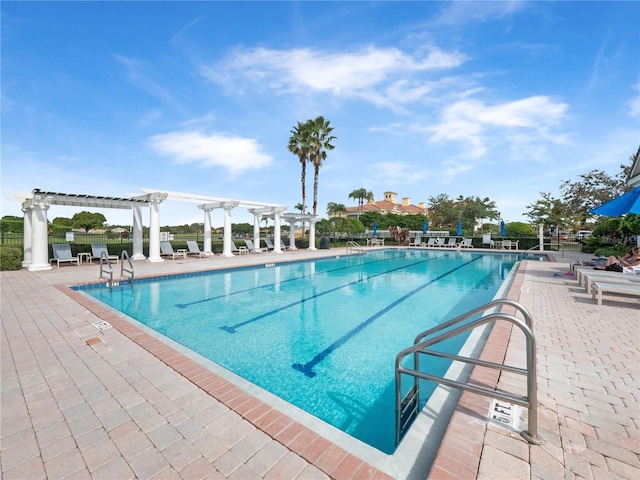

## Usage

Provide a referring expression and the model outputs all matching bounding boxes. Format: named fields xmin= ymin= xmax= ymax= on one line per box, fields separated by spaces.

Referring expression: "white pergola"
xmin=19 ymin=187 xmax=294 ymax=271
xmin=140 ymin=188 xmax=288 ymax=258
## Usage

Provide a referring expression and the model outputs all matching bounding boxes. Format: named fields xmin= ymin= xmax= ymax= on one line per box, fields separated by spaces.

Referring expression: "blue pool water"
xmin=82 ymin=249 xmax=519 ymax=453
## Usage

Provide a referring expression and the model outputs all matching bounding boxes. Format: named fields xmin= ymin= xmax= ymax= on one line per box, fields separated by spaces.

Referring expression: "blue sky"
xmin=2 ymin=1 xmax=639 ymax=228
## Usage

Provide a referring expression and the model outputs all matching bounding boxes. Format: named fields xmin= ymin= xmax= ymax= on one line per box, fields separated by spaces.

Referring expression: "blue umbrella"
xmin=373 ymin=221 xmax=377 ymax=237
xmin=457 ymin=220 xmax=462 ymax=236
xmin=500 ymin=220 xmax=506 ymax=237
xmin=589 ymin=186 xmax=640 ymax=216
xmin=423 ymin=219 xmax=428 ymax=234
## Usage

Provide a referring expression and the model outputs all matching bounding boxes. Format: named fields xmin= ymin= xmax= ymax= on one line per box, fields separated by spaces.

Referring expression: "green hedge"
xmin=0 ymin=245 xmax=23 ymax=270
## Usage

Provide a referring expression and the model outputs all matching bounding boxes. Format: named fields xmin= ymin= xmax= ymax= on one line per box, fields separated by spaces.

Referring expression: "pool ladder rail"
xmin=346 ymin=241 xmax=366 ymax=255
xmin=395 ymin=298 xmax=543 ymax=446
xmin=99 ymin=250 xmax=134 ymax=287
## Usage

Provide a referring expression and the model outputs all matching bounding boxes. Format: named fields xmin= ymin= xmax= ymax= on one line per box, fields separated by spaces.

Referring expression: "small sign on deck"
xmin=488 ymin=399 xmax=524 ymax=432
xmin=92 ymin=320 xmax=112 ymax=331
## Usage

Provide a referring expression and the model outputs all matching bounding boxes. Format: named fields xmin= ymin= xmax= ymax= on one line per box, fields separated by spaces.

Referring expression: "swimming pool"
xmin=81 ymin=249 xmax=520 ymax=454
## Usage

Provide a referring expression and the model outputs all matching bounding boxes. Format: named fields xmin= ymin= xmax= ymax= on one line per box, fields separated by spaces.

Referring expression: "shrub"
xmin=0 ymin=245 xmax=23 ymax=271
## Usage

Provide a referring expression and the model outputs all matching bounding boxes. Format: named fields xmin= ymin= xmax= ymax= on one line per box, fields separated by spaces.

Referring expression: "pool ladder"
xmin=394 ymin=298 xmax=543 ymax=446
xmin=99 ymin=250 xmax=134 ymax=287
xmin=346 ymin=241 xmax=366 ymax=254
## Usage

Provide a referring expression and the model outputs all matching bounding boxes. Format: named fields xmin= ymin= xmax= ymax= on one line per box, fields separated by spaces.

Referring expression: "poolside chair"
xmin=501 ymin=240 xmax=519 ymax=250
xmin=160 ymin=241 xmax=187 ymax=260
xmin=91 ymin=243 xmax=119 ymax=264
xmin=50 ymin=243 xmax=79 ymax=268
xmin=445 ymin=238 xmax=458 ymax=248
xmin=186 ymin=240 xmax=213 ymax=258
xmin=231 ymin=240 xmax=247 ymax=255
xmin=409 ymin=236 xmax=422 ymax=247
xmin=460 ymin=238 xmax=474 ymax=248
xmin=482 ymin=233 xmax=492 ymax=248
xmin=280 ymin=240 xmax=292 ymax=250
xmin=263 ymin=238 xmax=275 ymax=251
xmin=244 ymin=239 xmax=266 ymax=253
xmin=434 ymin=237 xmax=446 ymax=247
xmin=424 ymin=238 xmax=436 ymax=247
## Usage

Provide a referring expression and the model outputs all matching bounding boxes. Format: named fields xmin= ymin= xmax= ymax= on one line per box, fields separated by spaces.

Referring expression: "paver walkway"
xmin=1 ymin=248 xmax=638 ymax=479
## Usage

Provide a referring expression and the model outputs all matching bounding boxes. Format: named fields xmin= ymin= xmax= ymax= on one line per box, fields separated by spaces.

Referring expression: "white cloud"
xmin=149 ymin=131 xmax=273 ymax=174
xmin=429 ymin=96 xmax=568 ymax=158
xmin=200 ymin=45 xmax=466 ymax=104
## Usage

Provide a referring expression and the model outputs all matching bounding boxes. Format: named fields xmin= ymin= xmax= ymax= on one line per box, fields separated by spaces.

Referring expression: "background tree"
xmin=326 ymin=202 xmax=347 ymax=217
xmin=454 ymin=195 xmax=500 ymax=232
xmin=52 ymin=217 xmax=73 ymax=227
xmin=348 ymin=188 xmax=373 ymax=217
xmin=560 ymin=169 xmax=628 ymax=225
xmin=427 ymin=194 xmax=456 ymax=228
xmin=288 ymin=121 xmax=310 ymax=219
xmin=505 ymin=221 xmax=536 ymax=237
xmin=72 ymin=211 xmax=107 ymax=231
xmin=307 ymin=116 xmax=336 ymax=216
xmin=524 ymin=192 xmax=569 ymax=231
xmin=358 ymin=211 xmax=385 ymax=230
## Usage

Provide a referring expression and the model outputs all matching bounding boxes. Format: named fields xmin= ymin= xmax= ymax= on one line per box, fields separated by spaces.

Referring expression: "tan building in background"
xmin=344 ymin=191 xmax=428 ymax=218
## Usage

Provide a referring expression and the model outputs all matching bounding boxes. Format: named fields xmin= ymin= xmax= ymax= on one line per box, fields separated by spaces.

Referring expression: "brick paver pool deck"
xmin=1 ymin=248 xmax=638 ymax=479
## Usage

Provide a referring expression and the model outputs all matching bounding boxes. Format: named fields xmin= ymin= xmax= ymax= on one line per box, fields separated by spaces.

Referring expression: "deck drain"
xmin=488 ymin=399 xmax=525 ymax=432
xmin=92 ymin=320 xmax=112 ymax=331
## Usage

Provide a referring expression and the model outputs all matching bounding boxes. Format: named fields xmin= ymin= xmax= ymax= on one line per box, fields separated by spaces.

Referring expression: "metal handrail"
xmin=346 ymin=241 xmax=365 ymax=254
xmin=120 ymin=250 xmax=134 ymax=282
xmin=395 ymin=299 xmax=543 ymax=446
xmin=99 ymin=252 xmax=113 ymax=283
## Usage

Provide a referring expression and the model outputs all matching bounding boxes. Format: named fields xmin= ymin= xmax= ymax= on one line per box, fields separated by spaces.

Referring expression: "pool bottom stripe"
xmin=219 ymin=253 xmax=452 ymax=334
xmin=174 ymin=253 xmax=398 ymax=309
xmin=291 ymin=256 xmax=482 ymax=378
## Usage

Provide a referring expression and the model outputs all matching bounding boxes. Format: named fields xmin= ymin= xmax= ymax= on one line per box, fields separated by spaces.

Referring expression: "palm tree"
xmin=288 ymin=121 xmax=311 ymax=220
xmin=327 ymin=202 xmax=347 ymax=217
xmin=348 ymin=188 xmax=373 ymax=217
xmin=307 ymin=116 xmax=336 ymax=216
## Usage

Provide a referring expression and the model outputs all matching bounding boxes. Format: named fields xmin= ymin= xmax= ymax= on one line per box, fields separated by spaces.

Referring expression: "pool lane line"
xmin=291 ymin=255 xmax=483 ymax=378
xmin=219 ymin=252 xmax=456 ymax=334
xmin=173 ymin=251 xmax=407 ymax=309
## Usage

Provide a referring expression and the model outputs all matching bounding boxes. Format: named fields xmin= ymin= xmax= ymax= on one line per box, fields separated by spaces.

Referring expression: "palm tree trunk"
xmin=312 ymin=165 xmax=320 ymax=216
xmin=300 ymin=161 xmax=306 ymax=238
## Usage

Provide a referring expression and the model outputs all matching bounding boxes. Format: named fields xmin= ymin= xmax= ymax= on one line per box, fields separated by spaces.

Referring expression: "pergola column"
xmin=201 ymin=207 xmax=214 ymax=255
xmin=131 ymin=205 xmax=146 ymax=260
xmin=252 ymin=211 xmax=263 ymax=253
xmin=287 ymin=219 xmax=297 ymax=250
xmin=308 ymin=219 xmax=317 ymax=250
xmin=273 ymin=209 xmax=283 ymax=254
xmin=147 ymin=198 xmax=164 ymax=263
xmin=221 ymin=202 xmax=239 ymax=257
xmin=27 ymin=197 xmax=52 ymax=271
xmin=22 ymin=203 xmax=33 ymax=267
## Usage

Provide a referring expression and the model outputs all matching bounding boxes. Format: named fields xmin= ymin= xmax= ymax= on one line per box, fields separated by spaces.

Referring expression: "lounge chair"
xmin=482 ymin=233 xmax=492 ymax=248
xmin=581 ymin=271 xmax=640 ymax=294
xmin=245 ymin=239 xmax=266 ymax=253
xmin=460 ymin=238 xmax=473 ymax=248
xmin=186 ymin=240 xmax=212 ymax=258
xmin=501 ymin=240 xmax=519 ymax=250
xmin=409 ymin=236 xmax=422 ymax=247
xmin=264 ymin=238 xmax=275 ymax=251
xmin=280 ymin=240 xmax=291 ymax=250
xmin=424 ymin=238 xmax=436 ymax=247
xmin=231 ymin=240 xmax=247 ymax=255
xmin=91 ymin=243 xmax=119 ymax=264
xmin=445 ymin=238 xmax=458 ymax=248
xmin=591 ymin=282 xmax=640 ymax=306
xmin=50 ymin=243 xmax=80 ymax=268
xmin=434 ymin=238 xmax=446 ymax=247
xmin=160 ymin=241 xmax=187 ymax=260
